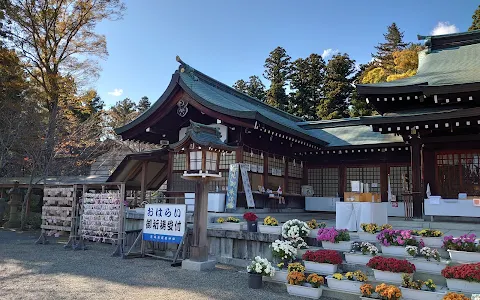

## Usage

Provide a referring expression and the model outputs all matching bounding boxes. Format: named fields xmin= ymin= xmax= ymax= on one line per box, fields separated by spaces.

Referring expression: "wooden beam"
xmin=167 ymin=152 xmax=174 ymax=191
xmin=380 ymin=163 xmax=388 ymax=202
xmin=125 ymin=161 xmax=143 ymax=182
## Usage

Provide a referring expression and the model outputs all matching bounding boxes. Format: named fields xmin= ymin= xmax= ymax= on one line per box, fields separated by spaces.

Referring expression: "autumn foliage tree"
xmin=2 ymin=0 xmax=125 ymax=178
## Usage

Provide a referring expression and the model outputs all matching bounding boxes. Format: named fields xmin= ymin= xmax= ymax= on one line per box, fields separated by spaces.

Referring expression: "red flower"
xmin=366 ymin=256 xmax=416 ymax=273
xmin=441 ymin=263 xmax=480 ymax=282
xmin=243 ymin=212 xmax=258 ymax=222
xmin=302 ymin=250 xmax=342 ymax=265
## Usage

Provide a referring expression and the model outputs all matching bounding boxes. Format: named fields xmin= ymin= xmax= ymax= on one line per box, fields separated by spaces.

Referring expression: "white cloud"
xmin=108 ymin=88 xmax=123 ymax=97
xmin=321 ymin=48 xmax=339 ymax=60
xmin=431 ymin=22 xmax=459 ymax=36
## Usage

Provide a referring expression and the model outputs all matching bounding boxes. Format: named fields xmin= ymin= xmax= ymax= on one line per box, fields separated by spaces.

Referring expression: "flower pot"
xmin=325 ymin=276 xmax=364 ymax=293
xmin=372 ymin=269 xmax=411 ymax=284
xmin=447 ymin=249 xmax=480 ymax=263
xmin=380 ymin=245 xmax=408 ymax=257
xmin=258 ymin=224 xmax=281 ymax=234
xmin=399 ymin=286 xmax=446 ymax=300
xmin=419 ymin=236 xmax=444 ymax=248
xmin=446 ymin=278 xmax=480 ymax=294
xmin=304 ymin=261 xmax=338 ymax=275
xmin=286 ymin=284 xmax=323 ymax=299
xmin=264 ymin=269 xmax=288 ymax=283
xmin=247 ymin=220 xmax=258 ymax=232
xmin=358 ymin=232 xmax=378 ymax=243
xmin=308 ymin=228 xmax=319 ymax=239
xmin=407 ymin=257 xmax=449 ymax=275
xmin=344 ymin=252 xmax=375 ymax=265
xmin=219 ymin=222 xmax=242 ymax=231
xmin=321 ymin=241 xmax=351 ymax=252
xmin=248 ymin=273 xmax=263 ymax=289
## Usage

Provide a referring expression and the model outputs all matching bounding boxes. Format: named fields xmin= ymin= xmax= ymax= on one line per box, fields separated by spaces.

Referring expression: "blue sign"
xmin=143 ymin=204 xmax=186 ymax=244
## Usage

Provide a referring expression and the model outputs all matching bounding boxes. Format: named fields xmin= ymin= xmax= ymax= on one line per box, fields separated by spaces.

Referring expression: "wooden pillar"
xmin=284 ymin=159 xmax=289 ymax=193
xmin=380 ymin=163 xmax=388 ymax=202
xmin=411 ymin=138 xmax=423 ymax=218
xmin=263 ymin=153 xmax=268 ymax=188
xmin=423 ymin=148 xmax=436 ymax=195
xmin=167 ymin=152 xmax=174 ymax=191
xmin=236 ymin=146 xmax=243 ymax=163
xmin=190 ymin=178 xmax=210 ymax=262
xmin=338 ymin=165 xmax=346 ymax=199
xmin=140 ymin=161 xmax=147 ymax=206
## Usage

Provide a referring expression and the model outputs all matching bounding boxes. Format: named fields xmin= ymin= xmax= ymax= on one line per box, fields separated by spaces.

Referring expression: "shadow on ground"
xmin=0 ymin=229 xmax=304 ymax=300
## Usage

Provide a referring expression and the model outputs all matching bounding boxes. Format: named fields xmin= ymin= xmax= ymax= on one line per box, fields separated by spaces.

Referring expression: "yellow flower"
xmin=287 ymin=262 xmax=305 ymax=273
xmin=332 ymin=273 xmax=343 ymax=280
xmin=345 ymin=272 xmax=354 ymax=280
xmin=217 ymin=217 xmax=225 ymax=223
xmin=263 ymin=216 xmax=278 ymax=226
xmin=307 ymin=219 xmax=318 ymax=229
xmin=360 ymin=284 xmax=373 ymax=297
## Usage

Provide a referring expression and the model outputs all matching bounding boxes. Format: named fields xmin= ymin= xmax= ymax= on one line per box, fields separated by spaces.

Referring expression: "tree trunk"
xmin=20 ymin=174 xmax=35 ymax=230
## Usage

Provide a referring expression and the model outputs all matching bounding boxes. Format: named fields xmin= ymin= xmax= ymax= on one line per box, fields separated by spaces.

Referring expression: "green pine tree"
xmin=317 ymin=53 xmax=356 ymax=120
xmin=372 ymin=23 xmax=407 ymax=72
xmin=233 ymin=79 xmax=248 ymax=93
xmin=469 ymin=5 xmax=480 ymax=31
xmin=350 ymin=63 xmax=376 ymax=117
xmin=263 ymin=46 xmax=291 ymax=109
xmin=246 ymin=75 xmax=266 ymax=102
xmin=138 ymin=96 xmax=151 ymax=113
xmin=289 ymin=53 xmax=325 ymax=120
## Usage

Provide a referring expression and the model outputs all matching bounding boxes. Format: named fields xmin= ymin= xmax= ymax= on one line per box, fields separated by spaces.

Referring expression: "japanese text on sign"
xmin=143 ymin=204 xmax=186 ymax=244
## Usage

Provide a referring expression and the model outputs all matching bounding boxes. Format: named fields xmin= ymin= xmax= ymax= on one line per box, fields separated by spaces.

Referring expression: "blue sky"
xmin=94 ymin=0 xmax=478 ymax=108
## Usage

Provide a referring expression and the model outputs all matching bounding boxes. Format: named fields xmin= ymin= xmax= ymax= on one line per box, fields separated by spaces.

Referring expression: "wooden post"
xmin=380 ymin=164 xmax=388 ymax=202
xmin=339 ymin=165 xmax=346 ymax=198
xmin=140 ymin=161 xmax=148 ymax=206
xmin=167 ymin=152 xmax=174 ymax=191
xmin=190 ymin=178 xmax=210 ymax=262
xmin=411 ymin=137 xmax=423 ymax=218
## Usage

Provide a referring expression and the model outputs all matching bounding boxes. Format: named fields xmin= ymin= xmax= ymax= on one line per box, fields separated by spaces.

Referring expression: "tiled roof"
xmin=357 ymin=30 xmax=480 ymax=95
xmin=308 ymin=125 xmax=403 ymax=147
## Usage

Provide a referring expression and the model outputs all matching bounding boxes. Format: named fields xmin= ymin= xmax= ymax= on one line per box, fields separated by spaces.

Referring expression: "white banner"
xmin=240 ymin=163 xmax=255 ymax=208
xmin=143 ymin=204 xmax=186 ymax=244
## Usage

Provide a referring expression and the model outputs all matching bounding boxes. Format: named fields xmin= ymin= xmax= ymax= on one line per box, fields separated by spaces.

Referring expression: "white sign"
xmin=143 ymin=204 xmax=186 ymax=244
xmin=351 ymin=181 xmax=361 ymax=192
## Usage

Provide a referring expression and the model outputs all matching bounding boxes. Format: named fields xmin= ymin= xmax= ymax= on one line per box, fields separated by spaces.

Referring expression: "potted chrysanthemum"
xmin=345 ymin=242 xmax=379 ymax=265
xmin=307 ymin=219 xmax=326 ymax=238
xmin=377 ymin=229 xmax=424 ymax=257
xmin=400 ymin=274 xmax=446 ymax=300
xmin=243 ymin=212 xmax=258 ymax=232
xmin=405 ymin=246 xmax=449 ymax=275
xmin=443 ymin=233 xmax=480 ymax=263
xmin=366 ymin=256 xmax=415 ymax=284
xmin=412 ymin=229 xmax=444 ymax=248
xmin=268 ymin=239 xmax=297 ymax=283
xmin=327 ymin=271 xmax=368 ymax=293
xmin=286 ymin=270 xmax=324 ymax=299
xmin=358 ymin=223 xmax=392 ymax=242
xmin=316 ymin=227 xmax=351 ymax=251
xmin=441 ymin=262 xmax=480 ymax=293
xmin=258 ymin=216 xmax=281 ymax=234
xmin=246 ymin=256 xmax=275 ymax=289
xmin=302 ymin=249 xmax=342 ymax=275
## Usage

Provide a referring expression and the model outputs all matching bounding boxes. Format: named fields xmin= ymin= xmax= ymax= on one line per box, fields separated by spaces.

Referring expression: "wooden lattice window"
xmin=389 ymin=165 xmax=411 ymax=201
xmin=288 ymin=178 xmax=302 ymax=195
xmin=172 ymin=153 xmax=186 ymax=171
xmin=288 ymin=159 xmax=303 ymax=178
xmin=436 ymin=151 xmax=480 ymax=198
xmin=308 ymin=167 xmax=339 ymax=197
xmin=243 ymin=149 xmax=264 ymax=173
xmin=220 ymin=151 xmax=236 ymax=169
xmin=170 ymin=172 xmax=195 ymax=191
xmin=268 ymin=155 xmax=285 ymax=176
xmin=346 ymin=166 xmax=380 ymax=193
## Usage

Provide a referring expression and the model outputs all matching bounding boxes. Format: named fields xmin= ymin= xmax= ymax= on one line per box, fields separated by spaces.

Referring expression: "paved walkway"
xmin=0 ymin=229 xmax=336 ymax=300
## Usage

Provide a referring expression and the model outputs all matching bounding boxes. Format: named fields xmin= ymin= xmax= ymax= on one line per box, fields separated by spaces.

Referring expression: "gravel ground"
xmin=0 ymin=229 xmax=337 ymax=300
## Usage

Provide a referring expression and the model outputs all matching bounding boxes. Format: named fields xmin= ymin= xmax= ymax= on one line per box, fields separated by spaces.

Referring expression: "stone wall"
xmin=207 ymin=229 xmax=280 ymax=267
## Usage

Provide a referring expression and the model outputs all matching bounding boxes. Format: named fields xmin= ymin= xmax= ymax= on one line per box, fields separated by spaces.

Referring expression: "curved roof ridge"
xmin=176 ymin=56 xmax=303 ymax=122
